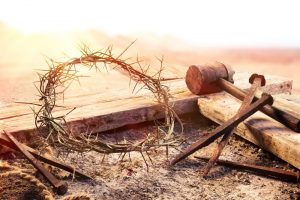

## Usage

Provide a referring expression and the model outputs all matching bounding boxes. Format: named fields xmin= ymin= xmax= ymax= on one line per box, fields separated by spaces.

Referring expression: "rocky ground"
xmin=1 ymin=113 xmax=299 ymax=200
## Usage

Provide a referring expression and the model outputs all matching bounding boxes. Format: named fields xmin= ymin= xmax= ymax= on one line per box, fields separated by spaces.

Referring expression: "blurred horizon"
xmin=0 ymin=0 xmax=300 ymax=48
xmin=0 ymin=1 xmax=300 ymax=102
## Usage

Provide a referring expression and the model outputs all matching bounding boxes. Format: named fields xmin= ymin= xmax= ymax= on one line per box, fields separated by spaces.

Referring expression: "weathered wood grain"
xmin=0 ymin=73 xmax=292 ymax=147
xmin=198 ymin=92 xmax=300 ymax=169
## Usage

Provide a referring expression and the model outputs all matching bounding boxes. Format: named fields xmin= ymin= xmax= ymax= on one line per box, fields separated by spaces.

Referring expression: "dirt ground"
xmin=1 ymin=23 xmax=300 ymax=200
xmin=1 ymin=113 xmax=299 ymax=200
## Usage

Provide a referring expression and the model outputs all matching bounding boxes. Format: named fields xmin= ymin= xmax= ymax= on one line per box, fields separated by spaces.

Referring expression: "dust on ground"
xmin=1 ymin=113 xmax=299 ymax=200
xmin=0 ymin=174 xmax=43 ymax=200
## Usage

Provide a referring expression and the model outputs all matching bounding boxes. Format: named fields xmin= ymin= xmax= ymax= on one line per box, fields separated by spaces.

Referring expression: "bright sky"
xmin=0 ymin=0 xmax=300 ymax=47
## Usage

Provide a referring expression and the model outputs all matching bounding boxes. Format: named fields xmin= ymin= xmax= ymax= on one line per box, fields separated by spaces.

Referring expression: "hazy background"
xmin=0 ymin=0 xmax=299 ymax=102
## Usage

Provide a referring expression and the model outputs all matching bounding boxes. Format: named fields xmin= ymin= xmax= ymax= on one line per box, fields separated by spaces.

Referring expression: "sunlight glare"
xmin=0 ymin=0 xmax=300 ymax=47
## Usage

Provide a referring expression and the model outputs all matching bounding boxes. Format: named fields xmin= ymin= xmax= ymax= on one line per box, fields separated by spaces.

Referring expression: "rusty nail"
xmin=170 ymin=93 xmax=273 ymax=166
xmin=218 ymin=78 xmax=300 ymax=132
xmin=203 ymin=75 xmax=265 ymax=176
xmin=4 ymin=131 xmax=68 ymax=195
xmin=0 ymin=133 xmax=92 ymax=180
xmin=195 ymin=156 xmax=300 ymax=183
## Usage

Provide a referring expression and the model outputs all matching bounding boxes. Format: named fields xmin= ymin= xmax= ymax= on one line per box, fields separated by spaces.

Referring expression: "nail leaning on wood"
xmin=195 ymin=156 xmax=300 ymax=183
xmin=170 ymin=93 xmax=274 ymax=165
xmin=4 ymin=131 xmax=68 ymax=195
xmin=185 ymin=63 xmax=300 ymax=132
xmin=203 ymin=74 xmax=265 ymax=176
xmin=217 ymin=78 xmax=300 ymax=132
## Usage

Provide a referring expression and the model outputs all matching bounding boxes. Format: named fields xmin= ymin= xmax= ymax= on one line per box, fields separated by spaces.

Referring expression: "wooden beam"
xmin=198 ymin=92 xmax=300 ymax=170
xmin=0 ymin=73 xmax=292 ymax=146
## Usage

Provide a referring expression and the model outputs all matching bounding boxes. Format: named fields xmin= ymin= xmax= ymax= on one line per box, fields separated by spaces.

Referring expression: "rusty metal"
xmin=170 ymin=93 xmax=273 ymax=166
xmin=4 ymin=131 xmax=68 ymax=195
xmin=203 ymin=74 xmax=265 ymax=176
xmin=218 ymin=78 xmax=300 ymax=132
xmin=0 ymin=134 xmax=92 ymax=179
xmin=195 ymin=156 xmax=300 ymax=183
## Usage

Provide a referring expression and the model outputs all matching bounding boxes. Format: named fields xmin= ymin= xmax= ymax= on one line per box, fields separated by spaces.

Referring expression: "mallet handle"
xmin=218 ymin=78 xmax=300 ymax=132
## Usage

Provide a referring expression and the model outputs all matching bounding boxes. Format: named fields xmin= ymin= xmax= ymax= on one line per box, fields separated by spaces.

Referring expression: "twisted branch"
xmin=33 ymin=42 xmax=183 ymax=157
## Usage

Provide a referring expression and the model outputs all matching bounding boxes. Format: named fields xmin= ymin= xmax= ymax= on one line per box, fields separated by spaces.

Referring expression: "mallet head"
xmin=185 ymin=62 xmax=235 ymax=95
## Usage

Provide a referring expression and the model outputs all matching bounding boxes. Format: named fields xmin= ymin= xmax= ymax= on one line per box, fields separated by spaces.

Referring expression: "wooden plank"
xmin=198 ymin=92 xmax=300 ymax=170
xmin=0 ymin=73 xmax=292 ymax=144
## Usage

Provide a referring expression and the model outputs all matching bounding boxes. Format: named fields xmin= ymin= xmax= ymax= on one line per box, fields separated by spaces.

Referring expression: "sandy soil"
xmin=1 ymin=114 xmax=299 ymax=200
xmin=1 ymin=23 xmax=300 ymax=200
